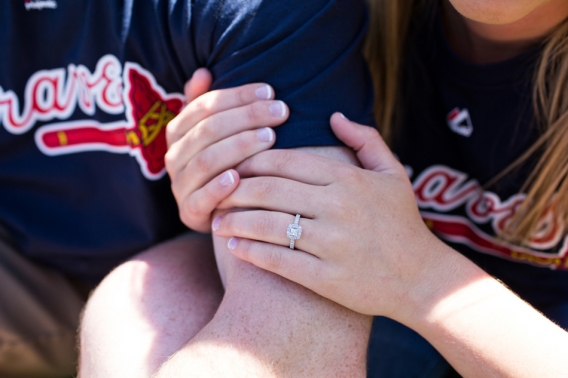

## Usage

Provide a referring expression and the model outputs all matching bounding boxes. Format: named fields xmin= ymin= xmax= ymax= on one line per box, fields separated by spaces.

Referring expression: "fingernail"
xmin=255 ymin=85 xmax=272 ymax=100
xmin=269 ymin=101 xmax=286 ymax=118
xmin=227 ymin=237 xmax=239 ymax=250
xmin=212 ymin=216 xmax=222 ymax=231
xmin=256 ymin=127 xmax=274 ymax=143
xmin=339 ymin=112 xmax=347 ymax=119
xmin=219 ymin=171 xmax=235 ymax=187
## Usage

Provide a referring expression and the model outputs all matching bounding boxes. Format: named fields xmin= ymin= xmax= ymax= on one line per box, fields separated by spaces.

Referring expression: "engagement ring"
xmin=287 ymin=214 xmax=302 ymax=249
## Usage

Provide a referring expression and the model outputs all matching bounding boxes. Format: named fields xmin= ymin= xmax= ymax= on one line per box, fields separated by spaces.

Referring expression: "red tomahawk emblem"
xmin=35 ymin=63 xmax=184 ymax=180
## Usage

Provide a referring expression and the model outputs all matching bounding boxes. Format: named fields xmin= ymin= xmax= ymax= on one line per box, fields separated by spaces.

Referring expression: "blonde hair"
xmin=364 ymin=0 xmax=568 ymax=245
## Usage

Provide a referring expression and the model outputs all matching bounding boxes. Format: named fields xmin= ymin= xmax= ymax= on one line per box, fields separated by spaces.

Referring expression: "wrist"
xmin=394 ymin=234 xmax=490 ymax=330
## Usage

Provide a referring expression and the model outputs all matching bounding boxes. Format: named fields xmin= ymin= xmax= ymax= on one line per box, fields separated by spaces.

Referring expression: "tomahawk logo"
xmin=446 ymin=107 xmax=473 ymax=137
xmin=24 ymin=0 xmax=57 ymax=10
xmin=0 ymin=55 xmax=184 ymax=180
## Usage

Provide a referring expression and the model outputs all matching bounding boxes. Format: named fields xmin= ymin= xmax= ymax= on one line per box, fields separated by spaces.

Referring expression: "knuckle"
xmin=364 ymin=126 xmax=381 ymax=139
xmin=237 ymin=86 xmax=249 ymax=104
xmin=234 ymin=132 xmax=254 ymax=151
xmin=274 ymin=150 xmax=295 ymax=173
xmin=255 ymin=213 xmax=275 ymax=238
xmin=191 ymin=96 xmax=210 ymax=115
xmin=202 ymin=181 xmax=219 ymax=203
xmin=236 ymin=150 xmax=268 ymax=176
xmin=338 ymin=165 xmax=361 ymax=184
xmin=179 ymin=210 xmax=192 ymax=229
xmin=179 ymin=205 xmax=195 ymax=229
xmin=262 ymin=247 xmax=283 ymax=270
xmin=194 ymin=120 xmax=215 ymax=142
xmin=246 ymin=102 xmax=262 ymax=123
xmin=182 ymin=196 xmax=203 ymax=220
xmin=201 ymin=181 xmax=224 ymax=210
xmin=180 ymin=199 xmax=212 ymax=233
xmin=192 ymin=150 xmax=212 ymax=174
xmin=245 ymin=150 xmax=265 ymax=167
xmin=252 ymin=178 xmax=277 ymax=201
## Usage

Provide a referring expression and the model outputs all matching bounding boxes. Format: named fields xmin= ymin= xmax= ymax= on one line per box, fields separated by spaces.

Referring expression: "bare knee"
xmin=81 ymin=234 xmax=222 ymax=334
xmin=79 ymin=234 xmax=223 ymax=377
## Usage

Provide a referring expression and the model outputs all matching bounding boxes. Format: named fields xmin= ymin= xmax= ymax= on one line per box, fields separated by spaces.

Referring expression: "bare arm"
xmin=406 ymin=242 xmax=568 ymax=378
xmin=154 ymin=146 xmax=371 ymax=377
xmin=218 ymin=115 xmax=568 ymax=378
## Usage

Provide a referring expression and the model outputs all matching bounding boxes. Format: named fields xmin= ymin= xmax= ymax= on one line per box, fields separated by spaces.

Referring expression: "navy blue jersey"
xmin=0 ymin=0 xmax=374 ymax=282
xmin=394 ymin=12 xmax=568 ymax=309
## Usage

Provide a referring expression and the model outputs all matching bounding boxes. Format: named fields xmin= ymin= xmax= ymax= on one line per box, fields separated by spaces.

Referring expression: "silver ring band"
xmin=286 ymin=214 xmax=302 ymax=249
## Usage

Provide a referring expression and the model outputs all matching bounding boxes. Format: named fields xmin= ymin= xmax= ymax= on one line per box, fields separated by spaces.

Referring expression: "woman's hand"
xmin=211 ymin=113 xmax=446 ymax=320
xmin=211 ymin=113 xmax=568 ymax=378
xmin=165 ymin=69 xmax=289 ymax=232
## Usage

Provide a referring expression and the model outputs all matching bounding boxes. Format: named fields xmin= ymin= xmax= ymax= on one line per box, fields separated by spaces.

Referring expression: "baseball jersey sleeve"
xmin=170 ymin=0 xmax=375 ymax=148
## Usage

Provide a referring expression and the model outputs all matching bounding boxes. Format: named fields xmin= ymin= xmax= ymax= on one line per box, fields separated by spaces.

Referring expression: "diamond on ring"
xmin=287 ymin=214 xmax=302 ymax=249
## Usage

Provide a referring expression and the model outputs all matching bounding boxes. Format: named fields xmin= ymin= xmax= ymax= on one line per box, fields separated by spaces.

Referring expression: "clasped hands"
xmin=165 ymin=68 xmax=448 ymax=325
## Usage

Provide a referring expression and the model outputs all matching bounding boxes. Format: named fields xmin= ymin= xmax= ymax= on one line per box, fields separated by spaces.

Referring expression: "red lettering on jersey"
xmin=422 ymin=212 xmax=568 ymax=270
xmin=413 ymin=166 xmax=566 ymax=255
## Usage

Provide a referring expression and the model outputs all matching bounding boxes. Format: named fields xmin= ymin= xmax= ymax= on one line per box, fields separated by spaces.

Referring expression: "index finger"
xmin=236 ymin=149 xmax=343 ymax=186
xmin=228 ymin=238 xmax=322 ymax=293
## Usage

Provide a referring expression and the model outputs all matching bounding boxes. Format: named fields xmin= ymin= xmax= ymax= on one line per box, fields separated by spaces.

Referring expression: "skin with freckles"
xmin=162 ymin=71 xmax=371 ymax=378
xmin=154 ymin=225 xmax=371 ymax=378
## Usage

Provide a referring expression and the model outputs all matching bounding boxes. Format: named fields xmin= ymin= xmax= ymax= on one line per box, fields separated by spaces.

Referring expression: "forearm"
xmin=404 ymin=240 xmax=568 ymax=378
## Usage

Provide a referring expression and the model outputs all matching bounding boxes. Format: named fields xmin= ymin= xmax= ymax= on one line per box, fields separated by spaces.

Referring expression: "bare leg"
xmin=80 ymin=232 xmax=371 ymax=378
xmin=153 ymin=233 xmax=372 ymax=377
xmin=79 ymin=233 xmax=223 ymax=378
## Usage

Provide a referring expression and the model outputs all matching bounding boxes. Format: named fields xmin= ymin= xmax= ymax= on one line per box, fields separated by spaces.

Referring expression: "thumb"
xmin=330 ymin=113 xmax=400 ymax=174
xmin=184 ymin=68 xmax=213 ymax=103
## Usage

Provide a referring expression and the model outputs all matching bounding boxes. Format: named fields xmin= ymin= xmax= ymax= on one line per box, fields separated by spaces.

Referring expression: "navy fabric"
xmin=0 ymin=0 xmax=374 ymax=282
xmin=367 ymin=317 xmax=451 ymax=378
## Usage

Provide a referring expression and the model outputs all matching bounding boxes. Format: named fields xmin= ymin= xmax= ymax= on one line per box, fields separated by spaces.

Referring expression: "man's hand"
xmin=165 ymin=69 xmax=289 ymax=232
